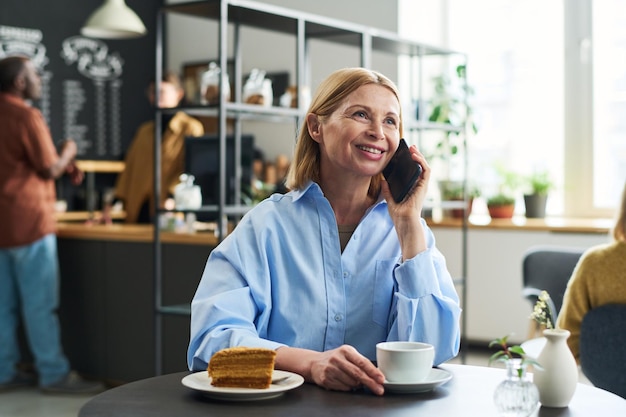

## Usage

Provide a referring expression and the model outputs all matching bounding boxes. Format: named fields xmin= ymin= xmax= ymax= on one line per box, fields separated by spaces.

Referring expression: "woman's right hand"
xmin=275 ymin=345 xmax=385 ymax=395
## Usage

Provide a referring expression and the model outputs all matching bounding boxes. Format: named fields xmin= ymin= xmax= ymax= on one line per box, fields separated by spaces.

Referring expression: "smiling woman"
xmin=187 ymin=67 xmax=461 ymax=397
xmin=287 ymin=68 xmax=402 ymax=195
xmin=304 ymin=82 xmax=401 ymax=208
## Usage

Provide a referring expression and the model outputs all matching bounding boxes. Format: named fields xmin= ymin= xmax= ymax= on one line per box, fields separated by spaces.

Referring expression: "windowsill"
xmin=426 ymin=215 xmax=612 ymax=234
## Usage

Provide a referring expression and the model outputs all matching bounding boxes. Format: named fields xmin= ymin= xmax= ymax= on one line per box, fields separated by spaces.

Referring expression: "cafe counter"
xmin=55 ymin=221 xmax=217 ymax=385
xmin=56 ymin=221 xmax=219 ymax=245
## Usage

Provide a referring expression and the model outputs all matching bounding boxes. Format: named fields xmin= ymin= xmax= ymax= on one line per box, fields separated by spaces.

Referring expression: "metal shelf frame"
xmin=153 ymin=0 xmax=469 ymax=374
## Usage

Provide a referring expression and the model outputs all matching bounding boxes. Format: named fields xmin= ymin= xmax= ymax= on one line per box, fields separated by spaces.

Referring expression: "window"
xmin=590 ymin=0 xmax=626 ymax=210
xmin=399 ymin=0 xmax=625 ymax=217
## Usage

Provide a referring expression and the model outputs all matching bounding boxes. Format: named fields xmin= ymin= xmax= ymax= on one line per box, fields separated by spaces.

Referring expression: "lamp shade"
xmin=81 ymin=0 xmax=147 ymax=39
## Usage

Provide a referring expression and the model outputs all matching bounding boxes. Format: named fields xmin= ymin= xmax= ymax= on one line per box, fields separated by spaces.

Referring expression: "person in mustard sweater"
xmin=113 ymin=72 xmax=204 ymax=223
xmin=556 ymin=180 xmax=626 ymax=361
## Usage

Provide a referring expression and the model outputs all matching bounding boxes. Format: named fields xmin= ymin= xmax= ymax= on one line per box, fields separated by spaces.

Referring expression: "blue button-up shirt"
xmin=188 ymin=182 xmax=461 ymax=370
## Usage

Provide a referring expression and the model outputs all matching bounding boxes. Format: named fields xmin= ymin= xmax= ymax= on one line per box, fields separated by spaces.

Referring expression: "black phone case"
xmin=382 ymin=139 xmax=423 ymax=203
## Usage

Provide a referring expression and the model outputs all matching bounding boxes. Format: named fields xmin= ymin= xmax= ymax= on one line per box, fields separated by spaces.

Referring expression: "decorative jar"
xmin=533 ymin=328 xmax=578 ymax=407
xmin=494 ymin=358 xmax=540 ymax=417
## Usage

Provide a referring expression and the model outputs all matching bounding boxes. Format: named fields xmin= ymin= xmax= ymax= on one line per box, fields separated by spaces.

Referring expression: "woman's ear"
xmin=307 ymin=113 xmax=322 ymax=143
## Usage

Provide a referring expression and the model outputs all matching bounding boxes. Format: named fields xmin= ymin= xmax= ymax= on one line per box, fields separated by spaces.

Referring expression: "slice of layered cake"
xmin=208 ymin=347 xmax=277 ymax=389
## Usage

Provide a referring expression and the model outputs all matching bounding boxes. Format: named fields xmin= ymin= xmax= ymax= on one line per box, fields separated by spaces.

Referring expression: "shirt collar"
xmin=0 ymin=92 xmax=27 ymax=107
xmin=290 ymin=181 xmax=323 ymax=202
xmin=291 ymin=180 xmax=388 ymax=209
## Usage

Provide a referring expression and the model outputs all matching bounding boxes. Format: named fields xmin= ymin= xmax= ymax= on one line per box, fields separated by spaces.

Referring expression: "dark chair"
xmin=522 ymin=246 xmax=584 ymax=337
xmin=580 ymin=304 xmax=626 ymax=398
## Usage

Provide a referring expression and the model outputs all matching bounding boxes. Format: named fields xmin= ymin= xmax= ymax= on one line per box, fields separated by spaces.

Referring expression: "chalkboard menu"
xmin=0 ymin=0 xmax=158 ymax=160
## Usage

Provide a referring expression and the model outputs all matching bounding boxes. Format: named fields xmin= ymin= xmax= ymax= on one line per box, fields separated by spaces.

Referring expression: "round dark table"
xmin=79 ymin=364 xmax=626 ymax=417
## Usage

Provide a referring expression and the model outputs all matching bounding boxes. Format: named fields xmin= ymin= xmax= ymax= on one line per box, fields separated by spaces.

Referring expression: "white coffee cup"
xmin=376 ymin=341 xmax=435 ymax=383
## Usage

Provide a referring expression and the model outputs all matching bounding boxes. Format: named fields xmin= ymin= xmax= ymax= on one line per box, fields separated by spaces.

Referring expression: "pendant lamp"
xmin=81 ymin=0 xmax=147 ymax=39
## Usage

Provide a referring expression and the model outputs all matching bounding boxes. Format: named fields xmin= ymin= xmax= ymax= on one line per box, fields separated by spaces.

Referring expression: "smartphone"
xmin=382 ymin=139 xmax=423 ymax=203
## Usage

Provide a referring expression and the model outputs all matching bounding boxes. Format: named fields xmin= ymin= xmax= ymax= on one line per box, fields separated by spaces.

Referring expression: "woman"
xmin=187 ymin=68 xmax=461 ymax=395
xmin=557 ymin=180 xmax=626 ymax=361
xmin=114 ymin=72 xmax=204 ymax=223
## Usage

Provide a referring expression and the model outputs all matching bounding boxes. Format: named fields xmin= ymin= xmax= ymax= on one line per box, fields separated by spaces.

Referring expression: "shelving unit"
xmin=152 ymin=0 xmax=469 ymax=373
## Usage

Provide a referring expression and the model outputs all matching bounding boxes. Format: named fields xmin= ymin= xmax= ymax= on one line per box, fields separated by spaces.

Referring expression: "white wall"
xmin=398 ymin=0 xmax=447 ymax=46
xmin=164 ymin=0 xmax=399 ymax=160
xmin=434 ymin=227 xmax=609 ymax=346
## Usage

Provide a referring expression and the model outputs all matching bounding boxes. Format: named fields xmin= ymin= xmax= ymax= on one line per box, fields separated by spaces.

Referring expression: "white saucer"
xmin=383 ymin=368 xmax=453 ymax=394
xmin=181 ymin=370 xmax=304 ymax=401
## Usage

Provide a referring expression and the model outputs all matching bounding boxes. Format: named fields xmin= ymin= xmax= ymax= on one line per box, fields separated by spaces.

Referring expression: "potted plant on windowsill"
xmin=487 ymin=194 xmax=516 ymax=219
xmin=440 ymin=181 xmax=481 ymax=218
xmin=486 ymin=165 xmax=520 ymax=219
xmin=523 ymin=170 xmax=553 ymax=218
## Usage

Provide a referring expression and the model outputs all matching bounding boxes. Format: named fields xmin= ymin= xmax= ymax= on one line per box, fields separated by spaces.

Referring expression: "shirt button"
xmin=334 ymin=314 xmax=342 ymax=322
xmin=343 ymin=272 xmax=348 ymax=278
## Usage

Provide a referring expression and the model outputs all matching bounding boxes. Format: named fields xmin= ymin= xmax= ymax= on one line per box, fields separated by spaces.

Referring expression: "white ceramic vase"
xmin=533 ymin=329 xmax=578 ymax=408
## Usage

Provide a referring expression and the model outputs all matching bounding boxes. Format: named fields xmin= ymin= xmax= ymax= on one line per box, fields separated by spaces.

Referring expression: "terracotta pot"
xmin=450 ymin=198 xmax=474 ymax=218
xmin=488 ymin=204 xmax=515 ymax=219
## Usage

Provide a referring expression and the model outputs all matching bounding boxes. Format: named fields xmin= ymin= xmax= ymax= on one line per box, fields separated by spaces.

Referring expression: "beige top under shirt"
xmin=338 ymin=224 xmax=357 ymax=252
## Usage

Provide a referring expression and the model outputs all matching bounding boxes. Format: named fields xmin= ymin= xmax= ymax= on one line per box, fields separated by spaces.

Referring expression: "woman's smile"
xmin=355 ymin=144 xmax=387 ymax=163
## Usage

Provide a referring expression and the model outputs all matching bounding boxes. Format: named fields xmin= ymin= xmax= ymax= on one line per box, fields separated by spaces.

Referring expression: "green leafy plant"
xmin=428 ymin=64 xmax=477 ymax=161
xmin=488 ymin=335 xmax=542 ymax=377
xmin=440 ymin=181 xmax=481 ymax=201
xmin=487 ymin=194 xmax=516 ymax=207
xmin=487 ymin=164 xmax=522 ymax=207
xmin=525 ymin=170 xmax=554 ymax=196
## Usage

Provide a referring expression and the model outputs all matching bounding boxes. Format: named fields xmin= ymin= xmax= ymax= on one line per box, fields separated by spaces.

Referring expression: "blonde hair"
xmin=612 ymin=180 xmax=626 ymax=241
xmin=285 ymin=67 xmax=403 ymax=198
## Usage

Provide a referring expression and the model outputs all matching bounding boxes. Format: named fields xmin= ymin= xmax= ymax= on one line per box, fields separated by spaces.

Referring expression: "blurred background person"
xmin=113 ymin=71 xmax=204 ymax=223
xmin=557 ymin=179 xmax=626 ymax=361
xmin=0 ymin=55 xmax=103 ymax=394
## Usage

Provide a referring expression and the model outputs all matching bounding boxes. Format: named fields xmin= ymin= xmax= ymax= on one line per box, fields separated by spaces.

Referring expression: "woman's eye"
xmin=354 ymin=111 xmax=367 ymax=119
xmin=385 ymin=117 xmax=397 ymax=126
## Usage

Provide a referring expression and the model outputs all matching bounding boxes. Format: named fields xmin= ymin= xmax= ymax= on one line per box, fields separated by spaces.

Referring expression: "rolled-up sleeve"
xmin=389 ymin=229 xmax=462 ymax=365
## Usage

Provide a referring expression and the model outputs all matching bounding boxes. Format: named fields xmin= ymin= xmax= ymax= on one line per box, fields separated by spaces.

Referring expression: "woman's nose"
xmin=368 ymin=122 xmax=385 ymax=140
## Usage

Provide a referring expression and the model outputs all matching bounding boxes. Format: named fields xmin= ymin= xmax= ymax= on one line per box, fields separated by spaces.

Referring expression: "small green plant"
xmin=489 ymin=293 xmax=554 ymax=376
xmin=487 ymin=194 xmax=515 ymax=207
xmin=428 ymin=64 xmax=477 ymax=162
xmin=440 ymin=182 xmax=481 ymax=200
xmin=526 ymin=170 xmax=553 ymax=196
xmin=488 ymin=335 xmax=542 ymax=377
xmin=487 ymin=164 xmax=521 ymax=207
